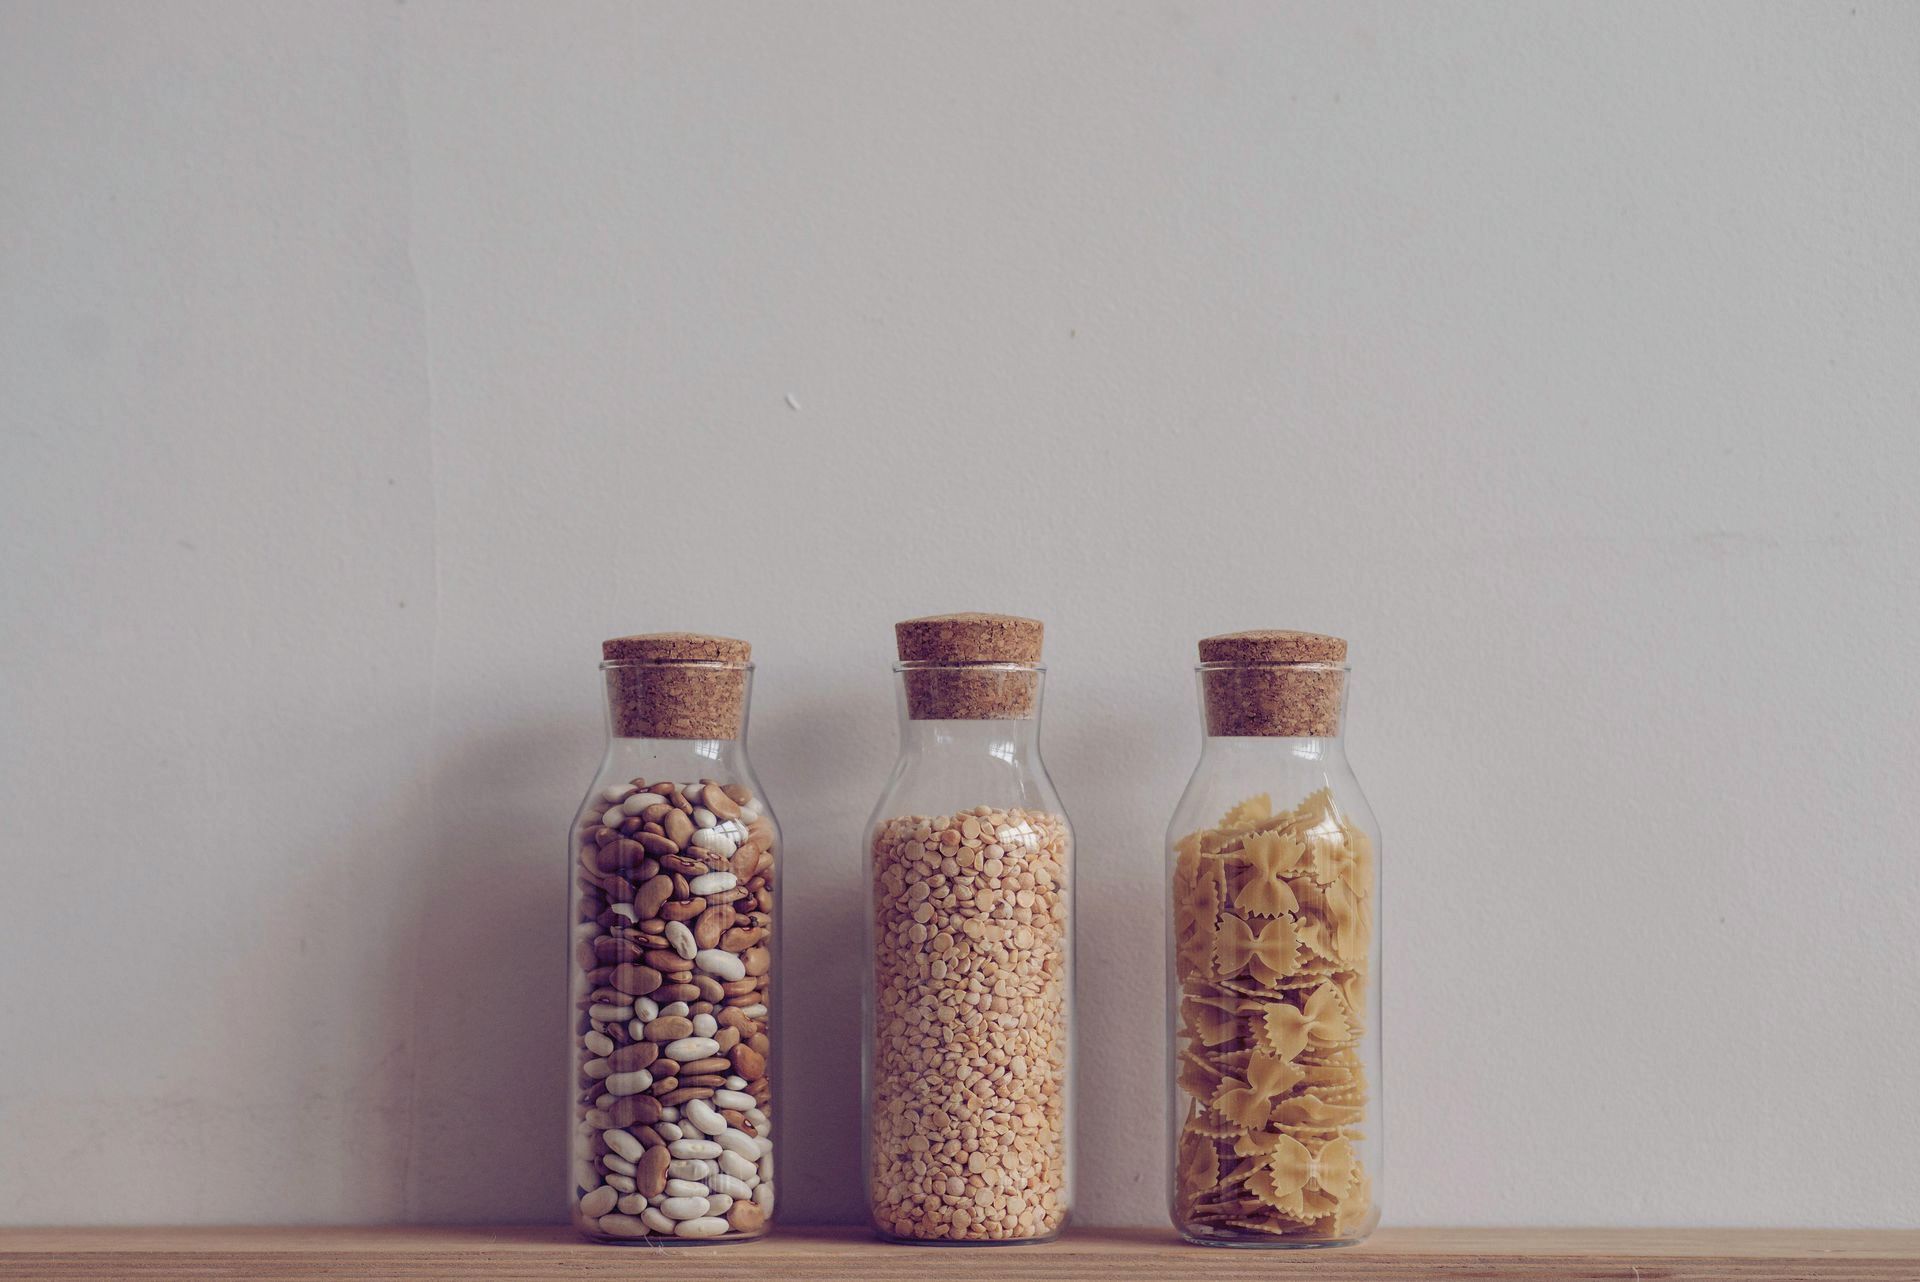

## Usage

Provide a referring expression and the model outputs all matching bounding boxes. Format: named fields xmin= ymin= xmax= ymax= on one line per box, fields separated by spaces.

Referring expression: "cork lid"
xmin=603 ymin=632 xmax=751 ymax=666
xmin=895 ymin=613 xmax=1044 ymax=665
xmin=1198 ymin=629 xmax=1349 ymax=737
xmin=894 ymin=613 xmax=1044 ymax=720
xmin=600 ymin=632 xmax=751 ymax=740
xmin=1198 ymin=630 xmax=1347 ymax=666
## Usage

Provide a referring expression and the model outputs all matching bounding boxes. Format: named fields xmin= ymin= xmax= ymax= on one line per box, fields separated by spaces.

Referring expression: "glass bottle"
xmin=863 ymin=613 xmax=1074 ymax=1243
xmin=1166 ymin=630 xmax=1381 ymax=1247
xmin=568 ymin=633 xmax=778 ymax=1243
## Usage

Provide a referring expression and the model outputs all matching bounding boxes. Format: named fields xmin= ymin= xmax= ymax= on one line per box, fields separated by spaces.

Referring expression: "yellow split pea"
xmin=869 ymin=807 xmax=1070 ymax=1242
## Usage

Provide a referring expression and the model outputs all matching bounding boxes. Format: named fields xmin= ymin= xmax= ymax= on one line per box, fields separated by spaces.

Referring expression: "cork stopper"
xmin=894 ymin=612 xmax=1044 ymax=720
xmin=1199 ymin=629 xmax=1349 ymax=737
xmin=601 ymin=632 xmax=750 ymax=739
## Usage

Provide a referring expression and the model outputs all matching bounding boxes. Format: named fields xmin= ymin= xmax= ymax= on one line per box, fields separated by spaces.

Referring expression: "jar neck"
xmin=894 ymin=715 xmax=1044 ymax=762
xmin=602 ymin=660 xmax=751 ymax=741
xmin=598 ymin=734 xmax=747 ymax=779
xmin=1197 ymin=662 xmax=1349 ymax=739
xmin=891 ymin=663 xmax=1047 ymax=764
xmin=1197 ymin=732 xmax=1349 ymax=765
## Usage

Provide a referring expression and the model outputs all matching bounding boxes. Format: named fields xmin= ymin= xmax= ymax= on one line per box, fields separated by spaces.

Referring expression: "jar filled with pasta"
xmin=568 ymin=633 xmax=778 ymax=1243
xmin=1166 ymin=630 xmax=1380 ymax=1247
xmin=864 ymin=613 xmax=1074 ymax=1243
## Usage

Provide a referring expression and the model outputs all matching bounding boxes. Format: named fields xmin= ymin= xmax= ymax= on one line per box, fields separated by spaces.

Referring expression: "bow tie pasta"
xmin=1171 ymin=789 xmax=1373 ymax=1241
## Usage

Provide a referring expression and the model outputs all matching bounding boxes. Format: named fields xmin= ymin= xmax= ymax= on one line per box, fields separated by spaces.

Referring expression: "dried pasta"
xmin=1171 ymin=788 xmax=1374 ymax=1241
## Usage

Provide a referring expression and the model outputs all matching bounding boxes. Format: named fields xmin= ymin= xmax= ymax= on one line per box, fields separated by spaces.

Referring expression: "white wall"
xmin=4 ymin=0 xmax=1918 ymax=1230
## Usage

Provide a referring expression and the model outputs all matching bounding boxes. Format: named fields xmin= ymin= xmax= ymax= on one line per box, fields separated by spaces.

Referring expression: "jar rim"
xmin=1196 ymin=660 xmax=1350 ymax=673
xmin=894 ymin=660 xmax=1046 ymax=673
xmin=599 ymin=659 xmax=754 ymax=672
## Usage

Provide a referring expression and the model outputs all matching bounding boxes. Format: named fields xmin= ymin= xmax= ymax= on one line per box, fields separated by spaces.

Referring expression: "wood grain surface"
xmin=1 ymin=1225 xmax=1915 ymax=1280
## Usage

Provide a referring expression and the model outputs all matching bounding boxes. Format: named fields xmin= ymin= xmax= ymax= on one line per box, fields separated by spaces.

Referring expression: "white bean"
xmin=617 ymin=1193 xmax=647 ymax=1215
xmin=603 ymin=1129 xmax=644 ymax=1163
xmin=745 ymin=1107 xmax=769 ymax=1130
xmin=668 ymin=1158 xmax=716 ymax=1180
xmin=628 ymin=1019 xmax=647 ymax=1041
xmin=602 ymin=807 xmax=628 ymax=828
xmin=641 ymin=1207 xmax=676 ymax=1234
xmin=689 ymin=832 xmax=737 ymax=859
xmin=739 ymin=1004 xmax=767 ymax=1019
xmin=666 ymin=1179 xmax=709 ymax=1198
xmin=713 ymin=1090 xmax=755 ymax=1110
xmin=692 ymin=1013 xmax=718 ymax=1038
xmin=694 ymin=951 xmax=745 ymax=982
xmin=663 ymin=921 xmax=697 ymax=960
xmin=579 ymin=1186 xmax=617 ymax=1218
xmin=752 ymin=1135 xmax=773 ymax=1160
xmin=659 ymin=1104 xmax=679 ymax=1122
xmin=670 ymin=1138 xmax=722 ymax=1159
xmin=660 ymin=1195 xmax=710 ymax=1220
xmin=602 ymin=1153 xmax=636 ymax=1176
xmin=683 ymin=1099 xmax=727 ymax=1136
xmin=656 ymin=1121 xmax=683 ymax=1142
xmin=707 ymin=1173 xmax=754 ymax=1200
xmin=706 ymin=1193 xmax=733 ymax=1215
xmin=714 ymin=1129 xmax=758 ymax=1158
xmin=609 ymin=903 xmax=637 ymax=922
xmin=679 ymin=783 xmax=705 ymax=805
xmin=583 ymin=1031 xmax=615 ymax=1057
xmin=724 ymin=1075 xmax=747 ymax=1090
xmin=604 ymin=1173 xmax=637 ymax=1194
xmin=754 ymin=1182 xmax=774 ymax=1212
xmin=688 ymin=870 xmax=736 ymax=896
xmin=676 ymin=1216 xmax=730 ymax=1239
xmin=604 ymin=1070 xmax=652 ymax=1096
xmin=598 ymin=1212 xmax=648 ymax=1237
xmin=634 ymin=998 xmax=660 ymax=1021
xmin=583 ymin=1059 xmax=612 ymax=1080
xmin=588 ymin=1004 xmax=632 ymax=1023
xmin=602 ymin=784 xmax=638 ymax=805
xmin=584 ymin=1109 xmax=615 ymax=1130
xmin=718 ymin=1150 xmax=757 ymax=1182
xmin=665 ymin=1036 xmax=721 ymax=1061
xmin=692 ymin=807 xmax=717 ymax=829
xmin=620 ymin=793 xmax=655 ymax=815
xmin=739 ymin=804 xmax=761 ymax=823
xmin=659 ymin=1001 xmax=690 ymax=1018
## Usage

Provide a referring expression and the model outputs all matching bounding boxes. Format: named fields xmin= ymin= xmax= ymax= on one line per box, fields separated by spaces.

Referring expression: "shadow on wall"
xmin=750 ymin=674 xmax=875 ymax=1226
xmin=399 ymin=710 xmax=579 ymax=1222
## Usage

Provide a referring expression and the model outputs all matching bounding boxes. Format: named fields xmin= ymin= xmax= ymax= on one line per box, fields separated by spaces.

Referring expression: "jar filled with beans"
xmin=569 ymin=634 xmax=777 ymax=1243
xmin=863 ymin=613 xmax=1075 ymax=1243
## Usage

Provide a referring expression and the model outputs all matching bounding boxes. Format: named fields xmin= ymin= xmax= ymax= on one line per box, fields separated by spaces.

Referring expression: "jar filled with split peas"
xmin=568 ymin=633 xmax=778 ymax=1243
xmin=863 ymin=613 xmax=1074 ymax=1243
xmin=1166 ymin=630 xmax=1381 ymax=1246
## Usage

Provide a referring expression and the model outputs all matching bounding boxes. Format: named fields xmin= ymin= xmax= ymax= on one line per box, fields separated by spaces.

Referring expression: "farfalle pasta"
xmin=1171 ymin=788 xmax=1374 ymax=1241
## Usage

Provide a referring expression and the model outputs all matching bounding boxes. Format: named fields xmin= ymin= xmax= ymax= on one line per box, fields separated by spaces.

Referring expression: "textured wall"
xmin=4 ymin=0 xmax=1917 ymax=1229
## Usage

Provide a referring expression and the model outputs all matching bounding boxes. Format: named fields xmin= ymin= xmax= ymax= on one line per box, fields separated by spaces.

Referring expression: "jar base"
xmin=577 ymin=1229 xmax=768 ymax=1246
xmin=871 ymin=1226 xmax=1066 ymax=1247
xmin=1177 ymin=1224 xmax=1369 ymax=1250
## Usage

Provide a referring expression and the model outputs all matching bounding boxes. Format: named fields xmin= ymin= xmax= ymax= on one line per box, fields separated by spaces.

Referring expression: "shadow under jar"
xmin=864 ymin=613 xmax=1074 ymax=1244
xmin=1166 ymin=630 xmax=1381 ymax=1248
xmin=569 ymin=633 xmax=778 ymax=1243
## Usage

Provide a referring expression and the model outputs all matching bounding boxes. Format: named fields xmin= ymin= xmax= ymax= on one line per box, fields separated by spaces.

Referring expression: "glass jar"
xmin=863 ymin=613 xmax=1074 ymax=1243
xmin=568 ymin=633 xmax=778 ymax=1243
xmin=1165 ymin=630 xmax=1381 ymax=1247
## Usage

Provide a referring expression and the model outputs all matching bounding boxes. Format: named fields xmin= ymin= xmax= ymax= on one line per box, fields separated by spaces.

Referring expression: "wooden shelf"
xmin=2 ymin=1224 xmax=1915 ymax=1280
